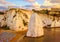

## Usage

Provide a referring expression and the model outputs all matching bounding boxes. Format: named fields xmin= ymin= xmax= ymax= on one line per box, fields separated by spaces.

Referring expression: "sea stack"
xmin=26 ymin=13 xmax=44 ymax=37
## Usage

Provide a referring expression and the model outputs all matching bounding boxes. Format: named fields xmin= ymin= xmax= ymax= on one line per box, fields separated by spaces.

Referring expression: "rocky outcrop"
xmin=6 ymin=8 xmax=33 ymax=31
xmin=0 ymin=13 xmax=6 ymax=27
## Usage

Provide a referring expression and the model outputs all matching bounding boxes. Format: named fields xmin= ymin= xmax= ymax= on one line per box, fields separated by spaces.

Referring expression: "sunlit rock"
xmin=51 ymin=20 xmax=60 ymax=27
xmin=6 ymin=8 xmax=32 ymax=31
xmin=6 ymin=9 xmax=23 ymax=31
xmin=26 ymin=13 xmax=44 ymax=37
xmin=0 ymin=14 xmax=6 ymax=27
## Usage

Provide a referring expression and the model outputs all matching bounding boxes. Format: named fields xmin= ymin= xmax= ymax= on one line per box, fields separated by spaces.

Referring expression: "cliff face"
xmin=0 ymin=14 xmax=6 ymax=27
xmin=6 ymin=8 xmax=33 ymax=31
xmin=1 ymin=8 xmax=60 ymax=30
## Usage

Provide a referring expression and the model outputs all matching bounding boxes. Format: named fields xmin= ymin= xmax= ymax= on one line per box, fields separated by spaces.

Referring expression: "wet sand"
xmin=0 ymin=29 xmax=27 ymax=42
xmin=0 ymin=28 xmax=60 ymax=42
xmin=20 ymin=28 xmax=60 ymax=42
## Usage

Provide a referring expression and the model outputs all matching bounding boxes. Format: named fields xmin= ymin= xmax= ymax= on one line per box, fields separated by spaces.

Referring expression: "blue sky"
xmin=0 ymin=0 xmax=60 ymax=7
xmin=0 ymin=0 xmax=60 ymax=10
xmin=0 ymin=0 xmax=45 ymax=10
xmin=6 ymin=0 xmax=44 ymax=6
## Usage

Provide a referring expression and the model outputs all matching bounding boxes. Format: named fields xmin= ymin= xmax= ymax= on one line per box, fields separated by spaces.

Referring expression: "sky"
xmin=0 ymin=0 xmax=44 ymax=6
xmin=0 ymin=0 xmax=60 ymax=9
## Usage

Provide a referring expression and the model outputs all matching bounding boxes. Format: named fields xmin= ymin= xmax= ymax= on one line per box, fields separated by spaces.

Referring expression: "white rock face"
xmin=51 ymin=20 xmax=60 ymax=27
xmin=6 ymin=10 xmax=27 ymax=31
xmin=0 ymin=15 xmax=6 ymax=27
xmin=26 ymin=13 xmax=44 ymax=37
xmin=39 ymin=14 xmax=52 ymax=27
xmin=40 ymin=14 xmax=60 ymax=27
xmin=43 ymin=18 xmax=52 ymax=27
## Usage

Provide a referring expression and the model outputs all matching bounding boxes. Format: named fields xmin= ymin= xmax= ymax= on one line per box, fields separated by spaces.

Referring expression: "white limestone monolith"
xmin=26 ymin=13 xmax=44 ymax=37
